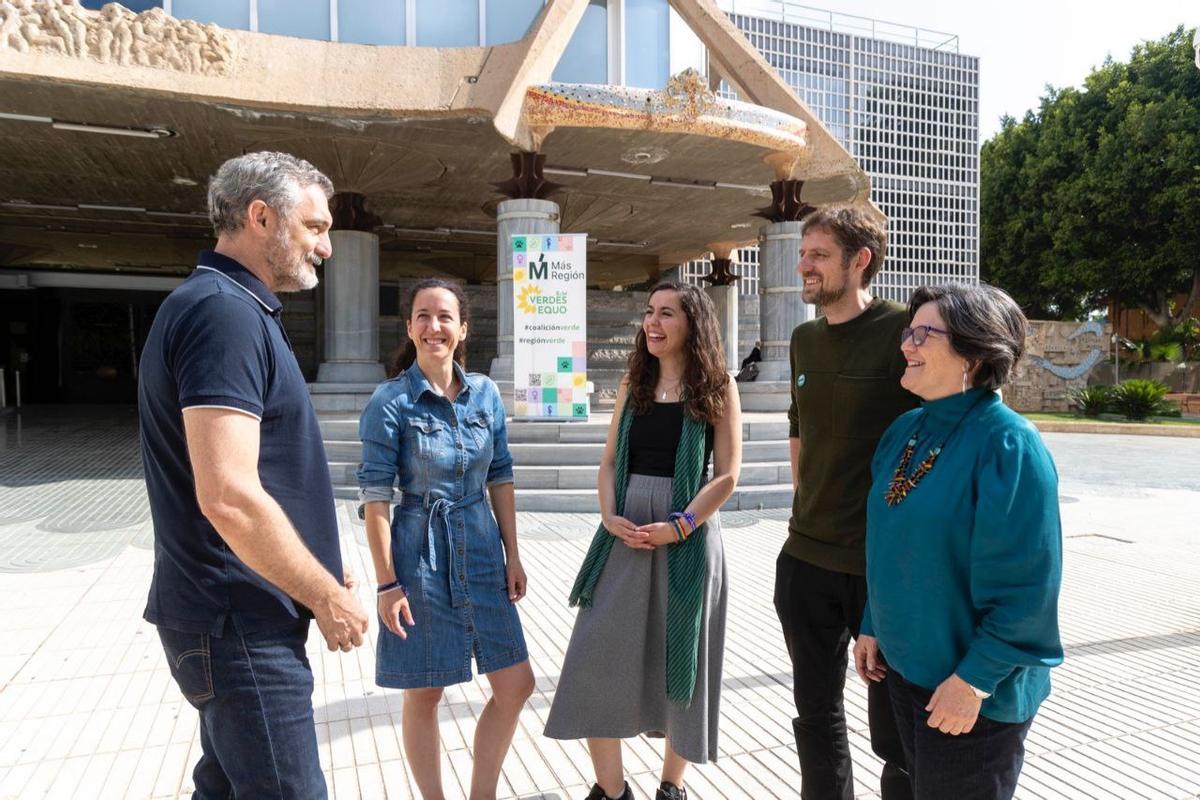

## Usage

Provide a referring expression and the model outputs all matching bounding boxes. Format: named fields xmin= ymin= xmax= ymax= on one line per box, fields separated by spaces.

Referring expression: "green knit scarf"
xmin=567 ymin=401 xmax=709 ymax=706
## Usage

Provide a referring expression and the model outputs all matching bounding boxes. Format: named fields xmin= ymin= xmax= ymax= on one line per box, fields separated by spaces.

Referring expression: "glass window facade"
xmin=339 ymin=0 xmax=407 ymax=45
xmin=552 ymin=0 xmax=607 ymax=84
xmin=723 ymin=13 xmax=980 ymax=303
xmin=81 ymin=0 xmax=161 ymax=10
xmin=486 ymin=0 xmax=543 ymax=45
xmin=416 ymin=0 xmax=479 ymax=46
xmin=624 ymin=0 xmax=668 ymax=89
xmin=173 ymin=0 xmax=250 ymax=30
xmin=259 ymin=0 xmax=331 ymax=40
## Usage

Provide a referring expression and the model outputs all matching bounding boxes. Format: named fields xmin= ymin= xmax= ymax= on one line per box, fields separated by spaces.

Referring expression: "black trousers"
xmin=888 ymin=671 xmax=1033 ymax=800
xmin=774 ymin=553 xmax=912 ymax=800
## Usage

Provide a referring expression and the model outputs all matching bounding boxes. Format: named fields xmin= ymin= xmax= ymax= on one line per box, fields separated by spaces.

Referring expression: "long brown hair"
xmin=387 ymin=278 xmax=470 ymax=378
xmin=626 ymin=281 xmax=729 ymax=424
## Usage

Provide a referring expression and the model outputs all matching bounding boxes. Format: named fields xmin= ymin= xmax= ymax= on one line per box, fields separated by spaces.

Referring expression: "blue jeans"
xmin=158 ymin=620 xmax=327 ymax=799
xmin=887 ymin=670 xmax=1033 ymax=800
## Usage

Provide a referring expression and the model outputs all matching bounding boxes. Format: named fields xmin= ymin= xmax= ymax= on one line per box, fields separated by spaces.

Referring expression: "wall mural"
xmin=1028 ymin=320 xmax=1105 ymax=380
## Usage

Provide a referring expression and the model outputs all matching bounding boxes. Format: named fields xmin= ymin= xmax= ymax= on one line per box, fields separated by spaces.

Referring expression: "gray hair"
xmin=207 ymin=151 xmax=334 ymax=236
xmin=907 ymin=283 xmax=1027 ymax=391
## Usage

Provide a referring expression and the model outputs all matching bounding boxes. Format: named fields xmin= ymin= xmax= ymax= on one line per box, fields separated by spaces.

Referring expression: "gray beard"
xmin=266 ymin=231 xmax=319 ymax=292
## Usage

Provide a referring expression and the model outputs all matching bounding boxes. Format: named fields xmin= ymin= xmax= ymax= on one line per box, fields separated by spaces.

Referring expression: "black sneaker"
xmin=655 ymin=782 xmax=687 ymax=800
xmin=585 ymin=782 xmax=634 ymax=800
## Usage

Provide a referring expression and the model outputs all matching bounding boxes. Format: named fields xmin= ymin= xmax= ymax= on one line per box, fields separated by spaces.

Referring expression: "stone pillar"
xmin=490 ymin=198 xmax=560 ymax=406
xmin=739 ymin=220 xmax=814 ymax=411
xmin=702 ymin=245 xmax=741 ymax=374
xmin=706 ymin=283 xmax=739 ymax=373
xmin=315 ymin=229 xmax=386 ymax=384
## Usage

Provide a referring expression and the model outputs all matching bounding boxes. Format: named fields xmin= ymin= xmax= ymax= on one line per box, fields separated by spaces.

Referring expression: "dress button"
xmin=466 ymin=624 xmax=474 ymax=633
xmin=456 ymin=441 xmax=462 ymax=449
xmin=456 ymin=468 xmax=463 ymax=476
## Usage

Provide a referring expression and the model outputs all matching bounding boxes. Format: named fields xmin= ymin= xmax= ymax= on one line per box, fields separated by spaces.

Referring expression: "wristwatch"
xmin=967 ymin=682 xmax=991 ymax=700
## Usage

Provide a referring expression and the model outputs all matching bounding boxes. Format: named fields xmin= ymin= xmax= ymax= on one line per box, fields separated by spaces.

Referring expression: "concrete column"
xmin=490 ymin=198 xmax=560 ymax=397
xmin=315 ymin=229 xmax=385 ymax=384
xmin=706 ymin=283 xmax=739 ymax=373
xmin=739 ymin=220 xmax=814 ymax=411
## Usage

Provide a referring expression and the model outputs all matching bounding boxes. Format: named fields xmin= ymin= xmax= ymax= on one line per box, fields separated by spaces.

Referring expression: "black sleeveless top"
xmin=627 ymin=401 xmax=715 ymax=478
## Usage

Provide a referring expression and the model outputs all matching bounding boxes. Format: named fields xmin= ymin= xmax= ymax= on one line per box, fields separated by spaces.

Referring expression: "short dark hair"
xmin=801 ymin=206 xmax=887 ymax=288
xmin=907 ymin=283 xmax=1027 ymax=391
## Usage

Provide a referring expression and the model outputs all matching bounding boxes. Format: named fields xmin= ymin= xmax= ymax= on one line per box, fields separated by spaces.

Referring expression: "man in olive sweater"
xmin=775 ymin=206 xmax=918 ymax=800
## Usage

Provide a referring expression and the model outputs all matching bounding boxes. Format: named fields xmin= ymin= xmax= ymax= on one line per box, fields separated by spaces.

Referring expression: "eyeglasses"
xmin=900 ymin=325 xmax=951 ymax=347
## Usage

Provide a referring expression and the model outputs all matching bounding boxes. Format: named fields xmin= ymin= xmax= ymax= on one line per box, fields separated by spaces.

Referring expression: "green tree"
xmin=982 ymin=26 xmax=1200 ymax=326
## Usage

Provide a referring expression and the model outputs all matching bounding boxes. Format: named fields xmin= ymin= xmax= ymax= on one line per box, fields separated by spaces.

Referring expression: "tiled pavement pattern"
xmin=1 ymin=408 xmax=1198 ymax=799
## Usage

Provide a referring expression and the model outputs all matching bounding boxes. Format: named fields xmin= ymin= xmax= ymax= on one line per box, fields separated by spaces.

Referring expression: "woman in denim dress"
xmin=358 ymin=279 xmax=533 ymax=800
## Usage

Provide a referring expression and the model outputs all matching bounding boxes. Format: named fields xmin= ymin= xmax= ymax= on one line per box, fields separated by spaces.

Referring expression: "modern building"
xmin=0 ymin=0 xmax=879 ymax=416
xmin=684 ymin=1 xmax=980 ymax=305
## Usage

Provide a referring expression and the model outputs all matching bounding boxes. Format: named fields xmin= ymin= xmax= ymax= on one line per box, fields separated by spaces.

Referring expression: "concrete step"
xmin=501 ymin=439 xmax=788 ymax=465
xmin=508 ymin=461 xmax=790 ymax=490
xmin=319 ymin=416 xmax=791 ymax=443
xmin=331 ymin=482 xmax=794 ymax=511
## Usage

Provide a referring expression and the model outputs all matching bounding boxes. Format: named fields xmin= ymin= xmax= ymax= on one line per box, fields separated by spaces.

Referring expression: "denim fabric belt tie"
xmin=402 ymin=490 xmax=487 ymax=608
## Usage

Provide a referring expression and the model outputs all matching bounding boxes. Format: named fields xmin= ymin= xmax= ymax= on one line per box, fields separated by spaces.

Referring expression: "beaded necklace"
xmin=884 ymin=392 xmax=988 ymax=507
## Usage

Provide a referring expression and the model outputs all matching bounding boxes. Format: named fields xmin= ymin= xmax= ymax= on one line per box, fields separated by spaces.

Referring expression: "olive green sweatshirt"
xmin=784 ymin=299 xmax=918 ymax=575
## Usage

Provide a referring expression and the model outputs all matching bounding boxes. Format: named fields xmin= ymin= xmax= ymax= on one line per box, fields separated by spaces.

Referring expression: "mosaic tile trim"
xmin=524 ymin=69 xmax=808 ymax=155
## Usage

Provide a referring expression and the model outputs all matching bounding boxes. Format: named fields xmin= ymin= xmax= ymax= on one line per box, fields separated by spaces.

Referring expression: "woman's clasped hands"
xmin=602 ymin=515 xmax=684 ymax=549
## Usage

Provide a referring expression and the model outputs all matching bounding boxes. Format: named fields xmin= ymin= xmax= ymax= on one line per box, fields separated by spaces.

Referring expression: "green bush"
xmin=1109 ymin=379 xmax=1171 ymax=421
xmin=1070 ymin=385 xmax=1112 ymax=417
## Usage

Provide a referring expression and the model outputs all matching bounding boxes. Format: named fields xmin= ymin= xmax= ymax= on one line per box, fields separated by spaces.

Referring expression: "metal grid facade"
xmin=694 ymin=5 xmax=980 ymax=305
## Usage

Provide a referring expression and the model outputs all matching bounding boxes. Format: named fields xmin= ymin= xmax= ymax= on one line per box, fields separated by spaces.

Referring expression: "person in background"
xmin=855 ymin=283 xmax=1063 ymax=800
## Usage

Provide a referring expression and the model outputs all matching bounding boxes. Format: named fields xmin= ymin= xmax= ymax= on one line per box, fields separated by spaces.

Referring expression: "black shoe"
xmin=585 ymin=782 xmax=634 ymax=800
xmin=655 ymin=782 xmax=687 ymax=800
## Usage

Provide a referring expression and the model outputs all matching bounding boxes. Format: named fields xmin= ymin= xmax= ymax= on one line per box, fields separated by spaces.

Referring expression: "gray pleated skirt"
xmin=544 ymin=473 xmax=728 ymax=764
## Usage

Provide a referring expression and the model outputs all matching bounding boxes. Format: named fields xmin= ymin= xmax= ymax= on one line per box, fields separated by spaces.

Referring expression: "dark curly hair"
xmin=387 ymin=278 xmax=469 ymax=378
xmin=626 ymin=281 xmax=729 ymax=424
xmin=907 ymin=283 xmax=1027 ymax=391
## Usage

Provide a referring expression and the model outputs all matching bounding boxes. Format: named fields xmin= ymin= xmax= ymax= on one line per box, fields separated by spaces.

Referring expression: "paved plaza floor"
xmin=0 ymin=406 xmax=1198 ymax=799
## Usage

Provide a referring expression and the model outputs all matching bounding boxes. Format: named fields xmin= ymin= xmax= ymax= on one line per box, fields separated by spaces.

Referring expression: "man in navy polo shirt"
xmin=138 ymin=151 xmax=369 ymax=799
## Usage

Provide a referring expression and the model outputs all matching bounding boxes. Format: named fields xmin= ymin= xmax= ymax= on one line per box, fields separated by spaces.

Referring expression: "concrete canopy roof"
xmin=0 ymin=0 xmax=872 ymax=287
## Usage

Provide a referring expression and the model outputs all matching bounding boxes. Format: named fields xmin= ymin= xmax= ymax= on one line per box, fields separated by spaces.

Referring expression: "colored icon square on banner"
xmin=515 ymin=253 xmax=526 ymax=267
xmin=526 ymin=236 xmax=541 ymax=252
xmin=572 ymin=359 xmax=586 ymax=375
xmin=542 ymin=372 xmax=557 ymax=387
xmin=515 ymin=401 xmax=528 ymax=416
xmin=572 ymin=403 xmax=587 ymax=418
xmin=529 ymin=373 xmax=541 ymax=386
xmin=557 ymin=356 xmax=573 ymax=372
xmin=512 ymin=236 xmax=526 ymax=252
xmin=572 ymin=341 xmax=586 ymax=357
xmin=527 ymin=388 xmax=540 ymax=403
xmin=558 ymin=236 xmax=574 ymax=251
xmin=542 ymin=388 xmax=558 ymax=404
xmin=557 ymin=402 xmax=573 ymax=417
xmin=543 ymin=236 xmax=556 ymax=251
xmin=571 ymin=373 xmax=586 ymax=388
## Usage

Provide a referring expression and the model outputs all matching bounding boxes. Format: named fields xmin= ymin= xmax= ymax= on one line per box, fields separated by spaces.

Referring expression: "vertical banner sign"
xmin=511 ymin=233 xmax=589 ymax=421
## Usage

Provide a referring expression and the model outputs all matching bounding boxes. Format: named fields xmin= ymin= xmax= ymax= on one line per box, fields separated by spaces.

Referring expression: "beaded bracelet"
xmin=670 ymin=518 xmax=685 ymax=543
xmin=377 ymin=580 xmax=407 ymax=597
xmin=682 ymin=510 xmax=698 ymax=532
xmin=668 ymin=512 xmax=693 ymax=541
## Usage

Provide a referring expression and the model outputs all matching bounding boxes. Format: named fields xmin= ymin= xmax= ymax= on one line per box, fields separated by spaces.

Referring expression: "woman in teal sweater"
xmin=854 ymin=284 xmax=1063 ymax=800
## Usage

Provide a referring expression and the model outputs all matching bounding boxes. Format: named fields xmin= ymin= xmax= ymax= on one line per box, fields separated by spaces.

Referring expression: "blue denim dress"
xmin=357 ymin=363 xmax=527 ymax=688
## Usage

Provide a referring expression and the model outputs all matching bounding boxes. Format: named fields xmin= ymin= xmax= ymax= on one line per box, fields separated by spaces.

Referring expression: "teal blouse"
xmin=861 ymin=388 xmax=1064 ymax=724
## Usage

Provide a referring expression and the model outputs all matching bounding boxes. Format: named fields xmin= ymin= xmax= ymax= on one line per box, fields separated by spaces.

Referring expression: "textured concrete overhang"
xmin=0 ymin=0 xmax=873 ymax=285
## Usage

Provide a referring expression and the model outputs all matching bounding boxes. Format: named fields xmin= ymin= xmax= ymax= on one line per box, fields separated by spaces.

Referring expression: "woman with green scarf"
xmin=545 ymin=281 xmax=742 ymax=800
